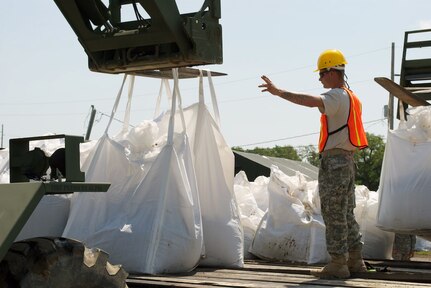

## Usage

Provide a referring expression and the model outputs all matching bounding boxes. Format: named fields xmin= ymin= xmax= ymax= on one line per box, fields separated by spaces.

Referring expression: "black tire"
xmin=0 ymin=237 xmax=128 ymax=288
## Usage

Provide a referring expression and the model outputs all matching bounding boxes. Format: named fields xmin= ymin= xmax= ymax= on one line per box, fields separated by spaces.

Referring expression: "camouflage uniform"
xmin=318 ymin=150 xmax=362 ymax=255
xmin=392 ymin=233 xmax=416 ymax=260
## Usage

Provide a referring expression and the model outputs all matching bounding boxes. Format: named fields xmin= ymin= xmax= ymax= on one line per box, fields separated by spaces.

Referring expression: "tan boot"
xmin=348 ymin=248 xmax=367 ymax=273
xmin=312 ymin=253 xmax=350 ymax=279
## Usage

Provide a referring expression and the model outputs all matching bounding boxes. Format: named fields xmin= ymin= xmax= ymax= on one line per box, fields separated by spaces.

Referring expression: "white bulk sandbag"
xmin=234 ymin=171 xmax=265 ymax=259
xmin=354 ymin=186 xmax=394 ymax=259
xmin=64 ymin=76 xmax=143 ymax=240
xmin=95 ymin=73 xmax=202 ymax=274
xmin=64 ymin=72 xmax=203 ymax=274
xmin=250 ymin=166 xmax=329 ymax=264
xmin=16 ymin=194 xmax=71 ymax=241
xmin=149 ymin=72 xmax=238 ymax=266
xmin=79 ymin=139 xmax=97 ymax=168
xmin=250 ymin=176 xmax=270 ymax=212
xmin=400 ymin=106 xmax=431 ymax=141
xmin=377 ymin=128 xmax=431 ymax=234
xmin=82 ymin=132 xmax=202 ymax=274
xmin=184 ymin=72 xmax=243 ymax=267
xmin=63 ymin=134 xmax=144 ymax=241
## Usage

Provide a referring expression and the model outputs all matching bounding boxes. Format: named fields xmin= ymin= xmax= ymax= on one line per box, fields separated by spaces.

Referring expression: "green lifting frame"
xmin=53 ymin=0 xmax=223 ymax=74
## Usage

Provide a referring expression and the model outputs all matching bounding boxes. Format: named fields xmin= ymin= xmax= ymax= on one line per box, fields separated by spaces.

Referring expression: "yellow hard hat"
xmin=315 ymin=49 xmax=347 ymax=72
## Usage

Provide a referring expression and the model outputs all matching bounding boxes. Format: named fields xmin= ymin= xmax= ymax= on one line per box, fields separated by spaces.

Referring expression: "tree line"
xmin=233 ymin=132 xmax=385 ymax=191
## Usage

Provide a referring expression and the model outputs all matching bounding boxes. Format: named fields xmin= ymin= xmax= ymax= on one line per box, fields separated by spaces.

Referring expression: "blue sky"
xmin=1 ymin=1 xmax=431 ymax=149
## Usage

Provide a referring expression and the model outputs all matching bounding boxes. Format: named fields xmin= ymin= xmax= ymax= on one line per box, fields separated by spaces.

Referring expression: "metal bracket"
xmin=9 ymin=135 xmax=85 ymax=183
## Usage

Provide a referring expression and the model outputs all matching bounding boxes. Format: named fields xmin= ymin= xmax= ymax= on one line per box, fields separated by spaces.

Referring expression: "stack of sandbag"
xmin=355 ymin=185 xmax=394 ymax=259
xmin=249 ymin=166 xmax=329 ymax=264
xmin=234 ymin=165 xmax=395 ymax=262
xmin=377 ymin=106 xmax=431 ymax=240
xmin=234 ymin=171 xmax=265 ymax=259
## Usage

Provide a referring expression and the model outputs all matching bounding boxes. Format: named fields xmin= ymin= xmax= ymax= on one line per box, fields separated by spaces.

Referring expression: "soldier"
xmin=259 ymin=49 xmax=368 ymax=279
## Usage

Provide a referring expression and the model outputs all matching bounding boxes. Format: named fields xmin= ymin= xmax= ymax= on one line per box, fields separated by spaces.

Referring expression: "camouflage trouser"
xmin=318 ymin=151 xmax=362 ymax=255
xmin=392 ymin=233 xmax=416 ymax=260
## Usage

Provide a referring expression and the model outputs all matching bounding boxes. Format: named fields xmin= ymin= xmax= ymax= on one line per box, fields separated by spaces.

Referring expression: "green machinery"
xmin=0 ymin=135 xmax=110 ymax=263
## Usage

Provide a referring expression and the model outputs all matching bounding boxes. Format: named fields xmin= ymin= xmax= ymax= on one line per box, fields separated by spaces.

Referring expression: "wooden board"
xmin=127 ymin=259 xmax=431 ymax=288
xmin=374 ymin=77 xmax=430 ymax=107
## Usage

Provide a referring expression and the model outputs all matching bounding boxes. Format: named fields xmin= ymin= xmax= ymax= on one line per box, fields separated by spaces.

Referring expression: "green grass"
xmin=415 ymin=250 xmax=431 ymax=256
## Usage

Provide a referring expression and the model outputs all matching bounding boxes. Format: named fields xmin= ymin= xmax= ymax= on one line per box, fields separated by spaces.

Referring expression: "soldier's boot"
xmin=312 ymin=253 xmax=350 ymax=279
xmin=347 ymin=246 xmax=367 ymax=273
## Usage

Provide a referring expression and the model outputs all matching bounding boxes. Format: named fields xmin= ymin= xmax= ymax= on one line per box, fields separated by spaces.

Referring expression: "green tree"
xmin=296 ymin=145 xmax=320 ymax=167
xmin=354 ymin=132 xmax=385 ymax=191
xmin=232 ymin=145 xmax=300 ymax=161
xmin=232 ymin=132 xmax=386 ymax=191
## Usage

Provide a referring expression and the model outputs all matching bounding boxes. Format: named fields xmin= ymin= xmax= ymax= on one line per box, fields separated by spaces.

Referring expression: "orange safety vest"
xmin=318 ymin=87 xmax=368 ymax=153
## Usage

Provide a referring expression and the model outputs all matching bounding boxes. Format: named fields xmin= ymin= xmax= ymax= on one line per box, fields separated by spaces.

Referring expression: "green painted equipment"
xmin=0 ymin=135 xmax=110 ymax=264
xmin=53 ymin=0 xmax=223 ymax=74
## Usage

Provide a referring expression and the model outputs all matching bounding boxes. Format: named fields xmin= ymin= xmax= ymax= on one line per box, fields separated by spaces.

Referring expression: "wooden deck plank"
xmin=127 ymin=260 xmax=431 ymax=288
xmin=374 ymin=77 xmax=430 ymax=106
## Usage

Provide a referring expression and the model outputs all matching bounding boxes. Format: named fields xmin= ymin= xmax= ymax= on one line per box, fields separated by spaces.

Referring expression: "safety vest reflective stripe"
xmin=318 ymin=88 xmax=368 ymax=153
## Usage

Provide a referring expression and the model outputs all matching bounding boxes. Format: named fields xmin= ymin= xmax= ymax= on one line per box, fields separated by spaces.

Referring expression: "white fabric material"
xmin=234 ymin=171 xmax=265 ymax=259
xmin=377 ymin=124 xmax=431 ymax=233
xmin=377 ymin=106 xmax=431 ymax=235
xmin=185 ymin=71 xmax=243 ymax=267
xmin=236 ymin=166 xmax=394 ymax=262
xmin=15 ymin=195 xmax=71 ymax=241
xmin=249 ymin=176 xmax=270 ymax=213
xmin=250 ymin=166 xmax=329 ymax=264
xmin=63 ymin=71 xmax=203 ymax=274
xmin=147 ymin=71 xmax=244 ymax=267
xmin=354 ymin=186 xmax=394 ymax=259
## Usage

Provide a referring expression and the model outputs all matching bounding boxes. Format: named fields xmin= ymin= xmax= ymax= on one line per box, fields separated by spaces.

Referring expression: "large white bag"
xmin=63 ymin=75 xmax=143 ymax=241
xmin=184 ymin=71 xmax=244 ymax=267
xmin=63 ymin=71 xmax=204 ymax=274
xmin=354 ymin=186 xmax=394 ymax=259
xmin=16 ymin=194 xmax=71 ymax=241
xmin=148 ymin=70 xmax=243 ymax=267
xmin=377 ymin=128 xmax=431 ymax=234
xmin=250 ymin=166 xmax=329 ymax=264
xmin=234 ymin=171 xmax=265 ymax=259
